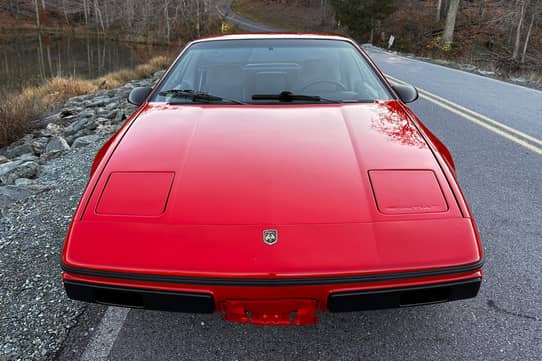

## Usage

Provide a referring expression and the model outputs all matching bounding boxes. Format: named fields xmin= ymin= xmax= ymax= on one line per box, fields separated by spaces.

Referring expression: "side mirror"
xmin=392 ymin=84 xmax=419 ymax=103
xmin=128 ymin=87 xmax=153 ymax=106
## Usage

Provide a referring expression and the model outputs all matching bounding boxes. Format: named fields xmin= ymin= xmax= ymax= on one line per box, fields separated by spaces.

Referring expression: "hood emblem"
xmin=263 ymin=229 xmax=278 ymax=245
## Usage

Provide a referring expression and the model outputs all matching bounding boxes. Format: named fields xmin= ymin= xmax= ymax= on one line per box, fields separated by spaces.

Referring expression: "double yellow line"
xmin=386 ymin=74 xmax=542 ymax=155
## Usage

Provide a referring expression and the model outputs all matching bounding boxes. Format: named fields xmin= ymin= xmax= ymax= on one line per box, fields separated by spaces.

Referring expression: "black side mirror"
xmin=392 ymin=84 xmax=419 ymax=103
xmin=128 ymin=87 xmax=153 ymax=106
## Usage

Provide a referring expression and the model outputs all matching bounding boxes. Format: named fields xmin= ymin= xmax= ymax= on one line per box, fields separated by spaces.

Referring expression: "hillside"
xmin=0 ymin=0 xmax=220 ymax=44
xmin=233 ymin=0 xmax=542 ymax=83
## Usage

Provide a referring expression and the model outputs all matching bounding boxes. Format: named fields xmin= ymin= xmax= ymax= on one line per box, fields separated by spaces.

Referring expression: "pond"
xmin=0 ymin=32 xmax=168 ymax=94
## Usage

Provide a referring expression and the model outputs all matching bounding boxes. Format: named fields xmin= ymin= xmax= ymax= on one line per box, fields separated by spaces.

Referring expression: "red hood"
xmin=64 ymin=101 xmax=480 ymax=277
xmin=86 ymin=101 xmax=458 ymax=224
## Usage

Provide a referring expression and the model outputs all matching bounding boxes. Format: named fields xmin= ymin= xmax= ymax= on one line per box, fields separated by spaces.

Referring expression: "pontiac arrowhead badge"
xmin=263 ymin=229 xmax=278 ymax=245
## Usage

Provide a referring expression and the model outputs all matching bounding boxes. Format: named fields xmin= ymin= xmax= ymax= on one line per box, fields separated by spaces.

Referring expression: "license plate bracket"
xmin=223 ymin=299 xmax=318 ymax=325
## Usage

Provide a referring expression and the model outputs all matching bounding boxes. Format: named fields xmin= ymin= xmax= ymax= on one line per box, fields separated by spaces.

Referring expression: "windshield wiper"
xmin=252 ymin=91 xmax=340 ymax=103
xmin=158 ymin=89 xmax=246 ymax=104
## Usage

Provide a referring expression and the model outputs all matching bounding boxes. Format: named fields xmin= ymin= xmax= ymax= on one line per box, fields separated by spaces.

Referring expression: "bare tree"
xmin=442 ymin=0 xmax=461 ymax=44
xmin=61 ymin=0 xmax=70 ymax=25
xmin=436 ymin=0 xmax=443 ymax=22
xmin=521 ymin=0 xmax=540 ymax=63
xmin=164 ymin=0 xmax=171 ymax=43
xmin=33 ymin=0 xmax=41 ymax=28
xmin=512 ymin=0 xmax=527 ymax=60
xmin=436 ymin=0 xmax=449 ymax=23
xmin=320 ymin=0 xmax=328 ymax=25
xmin=479 ymin=0 xmax=486 ymax=18
xmin=82 ymin=0 xmax=89 ymax=25
xmin=93 ymin=0 xmax=105 ymax=32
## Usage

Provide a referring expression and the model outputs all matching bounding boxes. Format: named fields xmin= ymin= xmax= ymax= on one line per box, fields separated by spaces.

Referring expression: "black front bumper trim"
xmin=328 ymin=277 xmax=481 ymax=312
xmin=61 ymin=258 xmax=483 ymax=287
xmin=64 ymin=281 xmax=215 ymax=313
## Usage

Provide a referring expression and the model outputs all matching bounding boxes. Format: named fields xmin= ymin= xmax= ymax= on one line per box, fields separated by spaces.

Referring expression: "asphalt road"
xmin=58 ymin=6 xmax=542 ymax=361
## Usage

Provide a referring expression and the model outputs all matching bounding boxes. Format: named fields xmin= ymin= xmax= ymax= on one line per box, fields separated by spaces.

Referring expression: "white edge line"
xmin=418 ymin=93 xmax=542 ymax=155
xmin=367 ymin=46 xmax=542 ymax=94
xmin=80 ymin=307 xmax=129 ymax=361
xmin=386 ymin=74 xmax=542 ymax=147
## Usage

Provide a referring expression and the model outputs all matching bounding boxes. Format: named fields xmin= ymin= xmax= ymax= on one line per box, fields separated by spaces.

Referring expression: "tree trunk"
xmin=439 ymin=0 xmax=449 ymax=21
xmin=61 ymin=0 xmax=70 ymax=25
xmin=436 ymin=0 xmax=443 ymax=22
xmin=33 ymin=0 xmax=41 ymax=29
xmin=94 ymin=0 xmax=105 ymax=32
xmin=512 ymin=0 xmax=526 ymax=60
xmin=442 ymin=0 xmax=460 ymax=44
xmin=320 ymin=0 xmax=327 ymax=25
xmin=521 ymin=10 xmax=537 ymax=63
xmin=196 ymin=0 xmax=201 ymax=37
xmin=164 ymin=0 xmax=171 ymax=43
xmin=83 ymin=0 xmax=89 ymax=26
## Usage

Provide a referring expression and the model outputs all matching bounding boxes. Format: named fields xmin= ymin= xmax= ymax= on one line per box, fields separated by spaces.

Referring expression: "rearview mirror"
xmin=128 ymin=87 xmax=153 ymax=106
xmin=392 ymin=84 xmax=419 ymax=103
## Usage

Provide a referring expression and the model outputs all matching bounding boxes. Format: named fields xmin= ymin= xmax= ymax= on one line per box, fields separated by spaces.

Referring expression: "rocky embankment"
xmin=0 ymin=70 xmax=164 ymax=360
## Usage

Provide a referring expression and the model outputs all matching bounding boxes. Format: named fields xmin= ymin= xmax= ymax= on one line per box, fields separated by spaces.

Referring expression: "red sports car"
xmin=62 ymin=34 xmax=483 ymax=325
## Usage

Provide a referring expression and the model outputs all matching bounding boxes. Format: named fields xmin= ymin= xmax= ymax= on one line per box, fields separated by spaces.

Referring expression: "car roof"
xmin=192 ymin=33 xmax=354 ymax=44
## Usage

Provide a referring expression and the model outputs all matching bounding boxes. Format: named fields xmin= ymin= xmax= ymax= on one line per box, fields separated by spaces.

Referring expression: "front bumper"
xmin=62 ymin=267 xmax=482 ymax=325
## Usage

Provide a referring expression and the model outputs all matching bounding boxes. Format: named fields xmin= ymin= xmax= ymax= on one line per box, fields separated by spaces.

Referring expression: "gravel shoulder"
xmin=0 ymin=73 xmax=162 ymax=360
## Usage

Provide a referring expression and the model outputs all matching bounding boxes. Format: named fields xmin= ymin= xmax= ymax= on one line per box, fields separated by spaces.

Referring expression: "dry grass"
xmin=0 ymin=55 xmax=171 ymax=146
xmin=95 ymin=56 xmax=171 ymax=89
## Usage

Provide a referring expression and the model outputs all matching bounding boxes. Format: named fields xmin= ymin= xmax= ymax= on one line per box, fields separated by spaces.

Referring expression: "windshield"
xmin=152 ymin=39 xmax=392 ymax=104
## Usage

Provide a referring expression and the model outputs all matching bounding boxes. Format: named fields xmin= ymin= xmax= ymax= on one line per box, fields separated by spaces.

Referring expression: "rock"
xmin=14 ymin=178 xmax=34 ymax=186
xmin=41 ymin=112 xmax=62 ymax=124
xmin=72 ymin=135 xmax=99 ymax=149
xmin=60 ymin=109 xmax=75 ymax=118
xmin=0 ymin=155 xmax=9 ymax=164
xmin=31 ymin=137 xmax=49 ymax=155
xmin=86 ymin=97 xmax=109 ymax=108
xmin=16 ymin=153 xmax=38 ymax=162
xmin=0 ymin=185 xmax=32 ymax=208
xmin=40 ymin=150 xmax=63 ymax=163
xmin=5 ymin=142 xmax=35 ymax=159
xmin=95 ymin=117 xmax=110 ymax=126
xmin=63 ymin=119 xmax=84 ymax=136
xmin=26 ymin=183 xmax=54 ymax=194
xmin=96 ymin=108 xmax=110 ymax=117
xmin=105 ymin=109 xmax=118 ymax=119
xmin=39 ymin=123 xmax=62 ymax=137
xmin=153 ymin=70 xmax=166 ymax=78
xmin=0 ymin=161 xmax=39 ymax=185
xmin=45 ymin=136 xmax=70 ymax=153
xmin=66 ymin=128 xmax=93 ymax=145
xmin=0 ymin=161 xmax=23 ymax=179
xmin=105 ymin=102 xmax=119 ymax=110
xmin=85 ymin=118 xmax=98 ymax=131
xmin=114 ymin=111 xmax=126 ymax=123
xmin=96 ymin=125 xmax=117 ymax=136
xmin=78 ymin=108 xmax=96 ymax=119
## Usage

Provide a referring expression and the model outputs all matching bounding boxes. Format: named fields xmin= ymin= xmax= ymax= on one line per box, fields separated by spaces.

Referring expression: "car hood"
xmin=85 ymin=100 xmax=459 ymax=225
xmin=65 ymin=101 xmax=482 ymax=277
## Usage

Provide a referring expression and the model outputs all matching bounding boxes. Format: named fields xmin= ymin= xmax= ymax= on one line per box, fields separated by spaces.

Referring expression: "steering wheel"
xmin=301 ymin=80 xmax=347 ymax=92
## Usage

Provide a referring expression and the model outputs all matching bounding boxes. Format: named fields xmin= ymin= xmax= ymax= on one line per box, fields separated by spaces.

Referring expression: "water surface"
xmin=0 ymin=32 xmax=166 ymax=93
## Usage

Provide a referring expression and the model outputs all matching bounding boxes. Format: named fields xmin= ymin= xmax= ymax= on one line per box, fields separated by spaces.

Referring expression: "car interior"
xmin=157 ymin=43 xmax=390 ymax=103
